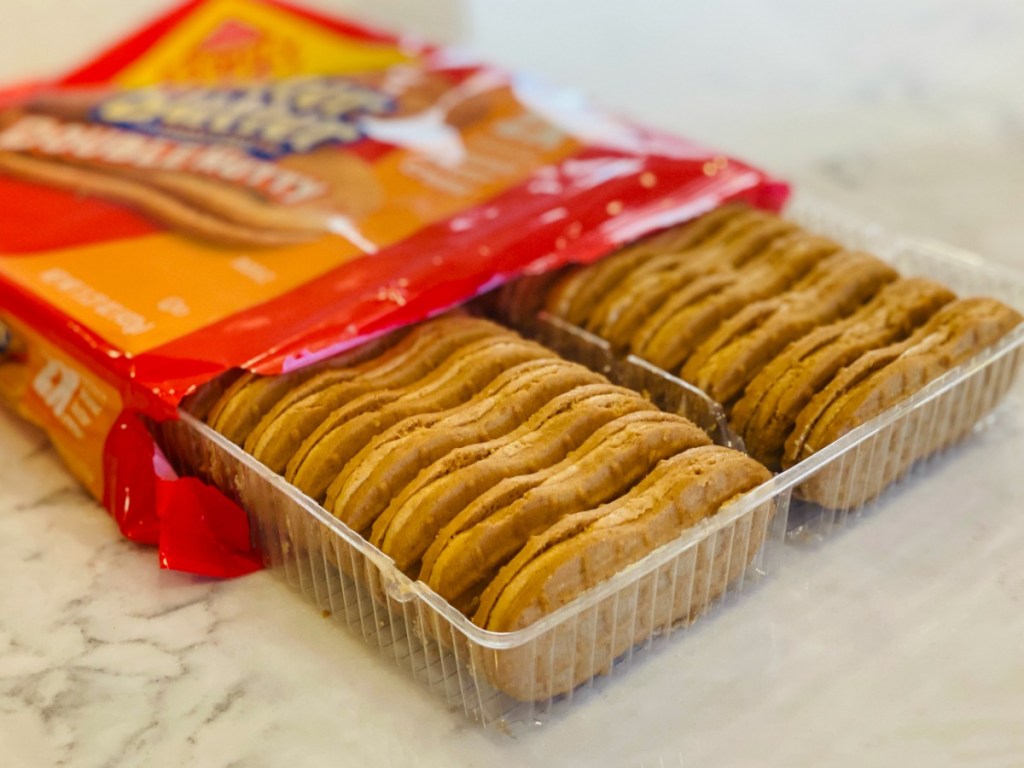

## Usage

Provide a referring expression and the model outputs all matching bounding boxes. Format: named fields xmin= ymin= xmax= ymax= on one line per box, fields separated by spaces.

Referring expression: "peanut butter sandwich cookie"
xmin=630 ymin=231 xmax=840 ymax=370
xmin=783 ymin=297 xmax=1022 ymax=505
xmin=731 ymin=277 xmax=956 ymax=469
xmin=374 ymin=385 xmax=656 ymax=576
xmin=244 ymin=316 xmax=510 ymax=472
xmin=681 ymin=251 xmax=898 ymax=403
xmin=473 ymin=445 xmax=770 ymax=700
xmin=289 ymin=335 xmax=554 ymax=502
xmin=423 ymin=411 xmax=711 ymax=613
xmin=476 ymin=445 xmax=771 ymax=630
xmin=584 ymin=213 xmax=795 ymax=350
xmin=0 ymin=149 xmax=329 ymax=248
xmin=205 ymin=331 xmax=399 ymax=445
xmin=568 ymin=207 xmax=770 ymax=331
xmin=327 ymin=358 xmax=604 ymax=535
xmin=0 ymin=101 xmax=385 ymax=248
xmin=185 ymin=369 xmax=245 ymax=424
xmin=543 ymin=203 xmax=753 ymax=326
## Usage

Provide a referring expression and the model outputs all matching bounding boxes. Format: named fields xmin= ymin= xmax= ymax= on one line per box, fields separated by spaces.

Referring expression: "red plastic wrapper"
xmin=0 ymin=0 xmax=788 ymax=577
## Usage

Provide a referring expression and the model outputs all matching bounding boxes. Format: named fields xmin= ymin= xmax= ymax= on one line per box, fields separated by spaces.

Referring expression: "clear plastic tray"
xmin=758 ymin=199 xmax=1023 ymax=539
xmin=501 ymin=197 xmax=1024 ymax=541
xmin=156 ymin=198 xmax=1024 ymax=731
xmin=522 ymin=311 xmax=743 ymax=450
xmin=159 ymin=335 xmax=787 ymax=731
xmin=160 ymin=408 xmax=782 ymax=728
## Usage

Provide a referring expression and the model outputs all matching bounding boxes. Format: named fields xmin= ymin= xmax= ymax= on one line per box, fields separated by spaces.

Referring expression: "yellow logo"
xmin=159 ymin=18 xmax=300 ymax=82
xmin=116 ymin=0 xmax=410 ymax=86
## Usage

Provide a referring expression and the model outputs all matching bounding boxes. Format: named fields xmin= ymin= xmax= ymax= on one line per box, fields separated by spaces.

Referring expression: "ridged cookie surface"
xmin=476 ymin=445 xmax=771 ymax=632
xmin=327 ymin=359 xmax=604 ymax=539
xmin=544 ymin=204 xmax=752 ymax=325
xmin=732 ymin=277 xmax=956 ymax=469
xmin=681 ymin=251 xmax=898 ymax=403
xmin=206 ymin=333 xmax=394 ymax=445
xmin=379 ymin=385 xmax=656 ymax=577
xmin=424 ymin=411 xmax=711 ymax=613
xmin=630 ymin=232 xmax=839 ymax=370
xmin=287 ymin=335 xmax=554 ymax=502
xmin=585 ymin=213 xmax=794 ymax=350
xmin=784 ymin=297 xmax=1023 ymax=469
xmin=247 ymin=317 xmax=510 ymax=473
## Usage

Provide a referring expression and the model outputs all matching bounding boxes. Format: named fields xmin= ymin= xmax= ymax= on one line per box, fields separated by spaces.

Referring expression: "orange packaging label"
xmin=0 ymin=313 xmax=122 ymax=499
xmin=0 ymin=82 xmax=579 ymax=356
xmin=0 ymin=0 xmax=582 ymax=360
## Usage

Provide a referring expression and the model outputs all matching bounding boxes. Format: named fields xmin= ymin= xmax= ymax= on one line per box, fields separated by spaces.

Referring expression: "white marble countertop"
xmin=2 ymin=1 xmax=1023 ymax=766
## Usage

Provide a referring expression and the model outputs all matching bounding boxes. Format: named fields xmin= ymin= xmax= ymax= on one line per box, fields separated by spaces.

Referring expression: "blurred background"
xmin=2 ymin=0 xmax=1023 ymax=267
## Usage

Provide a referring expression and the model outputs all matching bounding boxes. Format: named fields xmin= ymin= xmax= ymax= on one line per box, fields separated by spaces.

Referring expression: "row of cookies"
xmin=200 ymin=315 xmax=772 ymax=628
xmin=525 ymin=204 xmax=1023 ymax=496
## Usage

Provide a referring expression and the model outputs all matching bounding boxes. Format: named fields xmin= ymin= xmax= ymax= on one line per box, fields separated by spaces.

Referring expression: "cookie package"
xmin=0 ymin=0 xmax=787 ymax=577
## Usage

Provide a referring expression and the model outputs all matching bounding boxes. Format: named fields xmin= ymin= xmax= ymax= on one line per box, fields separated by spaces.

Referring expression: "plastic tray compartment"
xmin=158 ymin=353 xmax=787 ymax=731
xmin=157 ymin=199 xmax=1023 ymax=730
xmin=756 ymin=199 xmax=1024 ymax=538
xmin=504 ymin=197 xmax=1024 ymax=542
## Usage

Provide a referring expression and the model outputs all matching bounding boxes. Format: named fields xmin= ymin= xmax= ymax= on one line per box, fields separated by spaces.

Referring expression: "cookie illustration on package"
xmin=0 ymin=75 xmax=395 ymax=247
